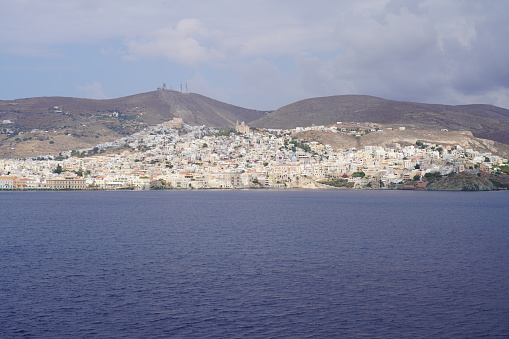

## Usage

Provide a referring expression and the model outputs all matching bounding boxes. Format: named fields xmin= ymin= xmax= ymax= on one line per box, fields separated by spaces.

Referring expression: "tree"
xmin=413 ymin=175 xmax=421 ymax=181
xmin=53 ymin=164 xmax=63 ymax=174
xmin=352 ymin=171 xmax=365 ymax=178
xmin=494 ymin=165 xmax=509 ymax=174
xmin=75 ymin=168 xmax=84 ymax=177
xmin=319 ymin=178 xmax=354 ymax=188
xmin=424 ymin=172 xmax=441 ymax=181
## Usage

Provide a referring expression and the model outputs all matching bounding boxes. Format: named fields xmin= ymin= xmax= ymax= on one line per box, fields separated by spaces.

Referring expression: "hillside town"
xmin=1 ymin=118 xmax=508 ymax=190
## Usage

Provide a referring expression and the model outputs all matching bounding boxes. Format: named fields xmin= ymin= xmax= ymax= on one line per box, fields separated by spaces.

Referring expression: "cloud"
xmin=78 ymin=82 xmax=109 ymax=99
xmin=1 ymin=0 xmax=509 ymax=109
xmin=126 ymin=19 xmax=222 ymax=65
xmin=283 ymin=0 xmax=509 ymax=107
xmin=187 ymin=72 xmax=230 ymax=104
xmin=235 ymin=23 xmax=336 ymax=58
xmin=0 ymin=0 xmax=173 ymax=53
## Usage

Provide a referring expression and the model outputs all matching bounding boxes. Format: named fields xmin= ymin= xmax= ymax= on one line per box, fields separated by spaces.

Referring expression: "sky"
xmin=1 ymin=0 xmax=509 ymax=110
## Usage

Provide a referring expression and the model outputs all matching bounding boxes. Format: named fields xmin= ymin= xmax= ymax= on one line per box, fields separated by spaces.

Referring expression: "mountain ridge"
xmin=2 ymin=91 xmax=509 ymax=158
xmin=250 ymin=94 xmax=509 ymax=145
xmin=0 ymin=90 xmax=264 ymax=158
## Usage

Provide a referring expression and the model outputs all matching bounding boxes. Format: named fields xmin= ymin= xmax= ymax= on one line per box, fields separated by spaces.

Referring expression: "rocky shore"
xmin=426 ymin=172 xmax=508 ymax=191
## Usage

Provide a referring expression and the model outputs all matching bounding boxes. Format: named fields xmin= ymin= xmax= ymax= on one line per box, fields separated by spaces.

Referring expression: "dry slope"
xmin=251 ymin=95 xmax=509 ymax=145
xmin=294 ymin=129 xmax=509 ymax=156
xmin=0 ymin=90 xmax=264 ymax=158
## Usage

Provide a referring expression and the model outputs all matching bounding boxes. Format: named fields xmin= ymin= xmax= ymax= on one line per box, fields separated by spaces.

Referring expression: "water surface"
xmin=1 ymin=190 xmax=508 ymax=338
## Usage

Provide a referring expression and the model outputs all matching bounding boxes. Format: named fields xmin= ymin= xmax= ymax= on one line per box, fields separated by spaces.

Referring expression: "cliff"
xmin=426 ymin=172 xmax=495 ymax=191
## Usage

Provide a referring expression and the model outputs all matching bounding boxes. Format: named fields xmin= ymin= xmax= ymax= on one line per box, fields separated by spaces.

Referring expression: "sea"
xmin=1 ymin=190 xmax=508 ymax=338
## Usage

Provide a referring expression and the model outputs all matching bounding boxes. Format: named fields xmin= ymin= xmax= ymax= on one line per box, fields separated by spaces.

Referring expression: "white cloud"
xmin=233 ymin=58 xmax=308 ymax=109
xmin=187 ymin=72 xmax=230 ymax=104
xmin=0 ymin=0 xmax=174 ymax=51
xmin=1 ymin=0 xmax=509 ymax=109
xmin=126 ymin=19 xmax=222 ymax=65
xmin=235 ymin=23 xmax=336 ymax=58
xmin=78 ymin=82 xmax=109 ymax=99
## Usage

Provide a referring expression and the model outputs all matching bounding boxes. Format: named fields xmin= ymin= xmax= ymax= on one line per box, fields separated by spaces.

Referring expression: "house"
xmin=0 ymin=176 xmax=16 ymax=189
xmin=45 ymin=175 xmax=86 ymax=190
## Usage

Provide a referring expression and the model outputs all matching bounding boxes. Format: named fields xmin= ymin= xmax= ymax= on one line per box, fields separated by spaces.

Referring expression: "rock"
xmin=426 ymin=172 xmax=494 ymax=191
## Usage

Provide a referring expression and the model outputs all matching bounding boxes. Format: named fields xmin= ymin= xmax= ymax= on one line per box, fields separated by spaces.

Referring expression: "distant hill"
xmin=294 ymin=129 xmax=509 ymax=156
xmin=0 ymin=90 xmax=264 ymax=158
xmin=0 ymin=89 xmax=263 ymax=127
xmin=250 ymin=95 xmax=509 ymax=145
xmin=2 ymin=91 xmax=509 ymax=159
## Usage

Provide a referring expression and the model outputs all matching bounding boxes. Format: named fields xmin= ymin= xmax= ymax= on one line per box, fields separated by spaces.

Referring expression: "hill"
xmin=294 ymin=129 xmax=509 ymax=156
xmin=2 ymin=91 xmax=509 ymax=159
xmin=0 ymin=89 xmax=264 ymax=158
xmin=426 ymin=172 xmax=495 ymax=191
xmin=250 ymin=95 xmax=509 ymax=145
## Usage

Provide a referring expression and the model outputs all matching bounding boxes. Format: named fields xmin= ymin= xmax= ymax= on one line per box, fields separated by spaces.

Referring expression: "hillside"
xmin=2 ymin=91 xmax=509 ymax=159
xmin=251 ymin=95 xmax=509 ymax=145
xmin=294 ymin=129 xmax=509 ymax=156
xmin=0 ymin=89 xmax=264 ymax=158
xmin=426 ymin=172 xmax=495 ymax=191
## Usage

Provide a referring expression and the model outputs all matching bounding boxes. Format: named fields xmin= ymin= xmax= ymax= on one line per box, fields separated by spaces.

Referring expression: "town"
xmin=1 ymin=118 xmax=507 ymax=190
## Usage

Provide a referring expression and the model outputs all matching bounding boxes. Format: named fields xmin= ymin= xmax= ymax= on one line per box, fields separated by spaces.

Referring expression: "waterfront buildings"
xmin=0 ymin=124 xmax=506 ymax=190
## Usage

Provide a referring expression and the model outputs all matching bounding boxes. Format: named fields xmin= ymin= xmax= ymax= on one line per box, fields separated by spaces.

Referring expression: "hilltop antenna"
xmin=180 ymin=83 xmax=182 ymax=93
xmin=186 ymin=82 xmax=188 ymax=94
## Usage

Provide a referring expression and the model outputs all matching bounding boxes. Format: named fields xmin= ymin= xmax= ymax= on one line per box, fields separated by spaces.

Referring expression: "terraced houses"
xmin=0 ymin=124 xmax=506 ymax=190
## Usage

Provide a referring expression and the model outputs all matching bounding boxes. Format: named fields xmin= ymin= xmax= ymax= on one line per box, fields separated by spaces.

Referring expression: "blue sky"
xmin=1 ymin=0 xmax=509 ymax=110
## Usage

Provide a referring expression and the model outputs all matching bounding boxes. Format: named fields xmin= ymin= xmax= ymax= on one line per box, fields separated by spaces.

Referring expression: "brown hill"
xmin=251 ymin=95 xmax=509 ymax=145
xmin=294 ymin=129 xmax=509 ymax=156
xmin=2 ymin=91 xmax=509 ymax=159
xmin=0 ymin=90 xmax=264 ymax=158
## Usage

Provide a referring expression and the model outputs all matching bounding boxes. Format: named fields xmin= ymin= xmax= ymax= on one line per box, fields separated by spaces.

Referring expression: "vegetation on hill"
xmin=319 ymin=178 xmax=354 ymax=188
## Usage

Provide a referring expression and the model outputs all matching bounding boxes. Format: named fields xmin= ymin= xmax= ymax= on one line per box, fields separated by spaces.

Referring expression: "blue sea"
xmin=1 ymin=190 xmax=508 ymax=338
